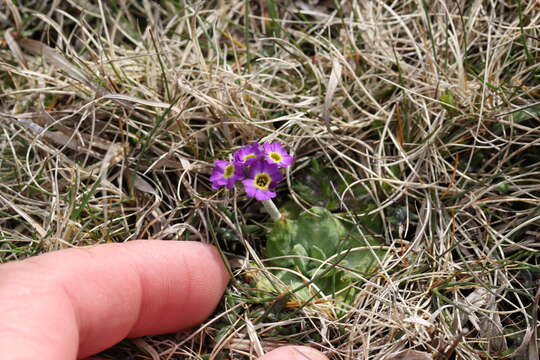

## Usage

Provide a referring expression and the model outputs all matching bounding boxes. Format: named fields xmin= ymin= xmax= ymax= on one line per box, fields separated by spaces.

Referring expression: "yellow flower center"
xmin=223 ymin=164 xmax=235 ymax=178
xmin=269 ymin=152 xmax=282 ymax=163
xmin=254 ymin=173 xmax=271 ymax=190
xmin=243 ymin=154 xmax=257 ymax=161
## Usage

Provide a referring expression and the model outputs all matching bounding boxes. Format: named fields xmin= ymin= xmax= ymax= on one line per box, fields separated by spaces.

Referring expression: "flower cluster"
xmin=210 ymin=142 xmax=293 ymax=201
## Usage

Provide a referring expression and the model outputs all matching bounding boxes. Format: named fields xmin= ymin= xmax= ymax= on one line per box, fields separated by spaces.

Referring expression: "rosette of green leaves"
xmin=261 ymin=207 xmax=386 ymax=303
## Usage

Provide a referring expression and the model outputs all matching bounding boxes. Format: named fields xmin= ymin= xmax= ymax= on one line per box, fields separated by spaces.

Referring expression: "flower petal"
xmin=233 ymin=143 xmax=262 ymax=166
xmin=254 ymin=188 xmax=276 ymax=200
xmin=242 ymin=179 xmax=257 ymax=197
xmin=263 ymin=142 xmax=293 ymax=168
xmin=211 ymin=160 xmax=243 ymax=189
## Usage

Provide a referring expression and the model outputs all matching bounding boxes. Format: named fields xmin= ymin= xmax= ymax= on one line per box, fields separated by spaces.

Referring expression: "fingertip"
xmin=74 ymin=240 xmax=230 ymax=356
xmin=259 ymin=346 xmax=328 ymax=360
xmin=0 ymin=240 xmax=231 ymax=360
xmin=124 ymin=240 xmax=230 ymax=337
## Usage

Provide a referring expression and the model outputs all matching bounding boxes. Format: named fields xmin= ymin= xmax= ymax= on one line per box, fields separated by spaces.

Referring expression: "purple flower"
xmin=233 ymin=143 xmax=262 ymax=167
xmin=242 ymin=160 xmax=283 ymax=200
xmin=262 ymin=142 xmax=293 ymax=168
xmin=210 ymin=160 xmax=244 ymax=189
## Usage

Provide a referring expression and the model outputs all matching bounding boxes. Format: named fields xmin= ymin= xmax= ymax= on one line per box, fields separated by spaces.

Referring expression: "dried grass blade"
xmin=102 ymin=93 xmax=181 ymax=113
xmin=132 ymin=338 xmax=160 ymax=360
xmin=4 ymin=29 xmax=26 ymax=68
xmin=16 ymin=38 xmax=109 ymax=96
xmin=14 ymin=117 xmax=100 ymax=158
xmin=323 ymin=58 xmax=342 ymax=126
xmin=0 ymin=194 xmax=47 ymax=238
xmin=15 ymin=38 xmax=169 ymax=112
xmin=3 ymin=0 xmax=22 ymax=32
xmin=529 ymin=286 xmax=540 ymax=360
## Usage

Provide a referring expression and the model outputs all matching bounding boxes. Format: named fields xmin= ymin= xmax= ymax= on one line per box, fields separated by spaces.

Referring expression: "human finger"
xmin=259 ymin=346 xmax=329 ymax=360
xmin=0 ymin=240 xmax=229 ymax=360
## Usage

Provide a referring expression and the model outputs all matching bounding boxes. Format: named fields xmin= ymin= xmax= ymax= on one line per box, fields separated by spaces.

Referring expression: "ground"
xmin=0 ymin=1 xmax=539 ymax=359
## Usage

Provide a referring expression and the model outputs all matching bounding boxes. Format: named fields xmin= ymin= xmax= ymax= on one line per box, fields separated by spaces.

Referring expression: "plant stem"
xmin=261 ymin=199 xmax=281 ymax=222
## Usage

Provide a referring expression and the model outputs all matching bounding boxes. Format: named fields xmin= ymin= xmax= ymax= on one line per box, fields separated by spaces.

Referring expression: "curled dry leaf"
xmin=457 ymin=286 xmax=507 ymax=355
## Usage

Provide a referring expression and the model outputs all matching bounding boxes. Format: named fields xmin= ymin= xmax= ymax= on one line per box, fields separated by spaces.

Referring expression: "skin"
xmin=0 ymin=240 xmax=327 ymax=360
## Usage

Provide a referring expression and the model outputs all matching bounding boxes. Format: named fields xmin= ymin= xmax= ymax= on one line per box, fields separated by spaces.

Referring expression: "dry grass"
xmin=1 ymin=0 xmax=540 ymax=359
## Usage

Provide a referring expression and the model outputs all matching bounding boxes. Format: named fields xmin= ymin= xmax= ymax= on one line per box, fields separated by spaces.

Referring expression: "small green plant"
xmin=212 ymin=145 xmax=386 ymax=304
xmin=264 ymin=207 xmax=386 ymax=302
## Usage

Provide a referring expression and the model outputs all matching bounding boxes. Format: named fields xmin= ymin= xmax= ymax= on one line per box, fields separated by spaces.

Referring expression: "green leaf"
xmin=292 ymin=243 xmax=309 ymax=272
xmin=311 ymin=245 xmax=327 ymax=262
xmin=292 ymin=160 xmax=384 ymax=234
xmin=253 ymin=269 xmax=311 ymax=302
xmin=293 ymin=159 xmax=361 ymax=211
xmin=439 ymin=89 xmax=459 ymax=114
xmin=267 ymin=207 xmax=345 ymax=263
xmin=512 ymin=103 xmax=540 ymax=123
xmin=265 ymin=207 xmax=386 ymax=302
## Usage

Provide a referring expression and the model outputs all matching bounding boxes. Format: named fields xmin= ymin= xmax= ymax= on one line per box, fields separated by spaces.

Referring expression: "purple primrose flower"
xmin=262 ymin=142 xmax=293 ymax=168
xmin=210 ymin=160 xmax=244 ymax=189
xmin=211 ymin=141 xmax=293 ymax=202
xmin=242 ymin=160 xmax=283 ymax=200
xmin=233 ymin=143 xmax=262 ymax=167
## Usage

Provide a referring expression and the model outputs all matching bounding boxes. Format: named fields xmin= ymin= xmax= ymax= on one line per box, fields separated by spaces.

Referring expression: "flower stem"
xmin=261 ymin=199 xmax=282 ymax=222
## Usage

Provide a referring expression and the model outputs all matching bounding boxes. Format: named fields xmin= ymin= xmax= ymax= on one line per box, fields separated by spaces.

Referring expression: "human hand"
xmin=0 ymin=240 xmax=327 ymax=360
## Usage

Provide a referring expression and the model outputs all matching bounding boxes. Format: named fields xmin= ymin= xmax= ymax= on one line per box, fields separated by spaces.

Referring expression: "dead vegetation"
xmin=0 ymin=0 xmax=539 ymax=359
